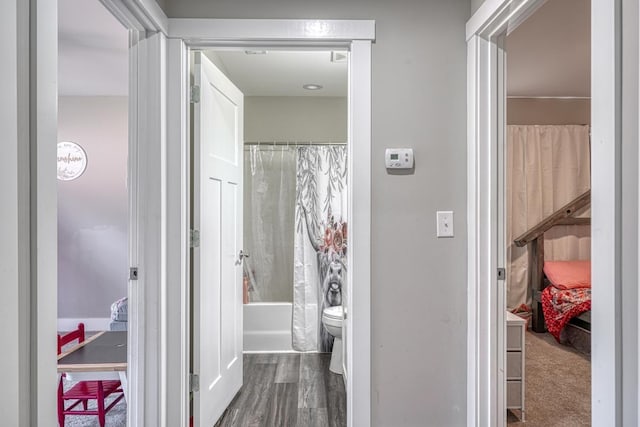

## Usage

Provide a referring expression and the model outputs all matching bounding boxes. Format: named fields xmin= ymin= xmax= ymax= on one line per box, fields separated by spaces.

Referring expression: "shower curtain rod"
xmin=244 ymin=141 xmax=347 ymax=146
xmin=507 ymin=96 xmax=591 ymax=100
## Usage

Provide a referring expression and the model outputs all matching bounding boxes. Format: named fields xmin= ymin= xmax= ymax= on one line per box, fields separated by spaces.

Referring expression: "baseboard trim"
xmin=58 ymin=317 xmax=112 ymax=332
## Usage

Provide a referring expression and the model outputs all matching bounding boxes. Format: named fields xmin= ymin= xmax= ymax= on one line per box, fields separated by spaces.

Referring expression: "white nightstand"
xmin=506 ymin=311 xmax=526 ymax=421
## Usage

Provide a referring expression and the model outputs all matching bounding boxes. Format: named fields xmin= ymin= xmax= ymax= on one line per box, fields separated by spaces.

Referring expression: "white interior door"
xmin=192 ymin=51 xmax=244 ymax=426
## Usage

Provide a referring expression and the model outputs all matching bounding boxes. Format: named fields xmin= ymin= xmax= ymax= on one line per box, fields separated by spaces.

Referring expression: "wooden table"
xmin=57 ymin=331 xmax=128 ymax=403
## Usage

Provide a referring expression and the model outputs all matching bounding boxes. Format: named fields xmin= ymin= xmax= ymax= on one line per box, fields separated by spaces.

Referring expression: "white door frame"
xmin=466 ymin=0 xmax=637 ymax=426
xmin=98 ymin=3 xmax=172 ymax=426
xmin=80 ymin=2 xmax=176 ymax=426
xmin=6 ymin=0 xmax=58 ymax=424
xmin=166 ymin=19 xmax=374 ymax=427
xmin=25 ymin=0 xmax=170 ymax=425
xmin=1 ymin=0 xmax=31 ymax=424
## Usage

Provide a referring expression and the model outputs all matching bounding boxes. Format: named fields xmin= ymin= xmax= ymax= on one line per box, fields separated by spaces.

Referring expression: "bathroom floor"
xmin=214 ymin=353 xmax=346 ymax=427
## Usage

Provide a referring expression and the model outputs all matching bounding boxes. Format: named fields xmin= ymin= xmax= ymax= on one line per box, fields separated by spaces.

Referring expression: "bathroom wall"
xmin=166 ymin=1 xmax=470 ymax=424
xmin=57 ymin=96 xmax=128 ymax=326
xmin=245 ymin=96 xmax=347 ymax=142
xmin=243 ymin=96 xmax=348 ymax=303
xmin=507 ymin=98 xmax=591 ymax=125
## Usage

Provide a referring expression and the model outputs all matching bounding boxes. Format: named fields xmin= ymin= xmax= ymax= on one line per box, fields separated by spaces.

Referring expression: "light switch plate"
xmin=437 ymin=211 xmax=454 ymax=237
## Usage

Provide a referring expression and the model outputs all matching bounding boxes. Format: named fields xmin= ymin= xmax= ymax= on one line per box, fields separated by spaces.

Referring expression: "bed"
xmin=540 ymin=261 xmax=591 ymax=341
xmin=513 ymin=190 xmax=591 ymax=352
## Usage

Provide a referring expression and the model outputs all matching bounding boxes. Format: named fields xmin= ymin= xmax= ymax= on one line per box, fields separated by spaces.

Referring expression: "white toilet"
xmin=322 ymin=305 xmax=344 ymax=374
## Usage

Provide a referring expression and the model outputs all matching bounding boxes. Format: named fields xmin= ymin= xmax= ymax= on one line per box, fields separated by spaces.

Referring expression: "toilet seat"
xmin=321 ymin=305 xmax=344 ymax=374
xmin=323 ymin=305 xmax=343 ymax=320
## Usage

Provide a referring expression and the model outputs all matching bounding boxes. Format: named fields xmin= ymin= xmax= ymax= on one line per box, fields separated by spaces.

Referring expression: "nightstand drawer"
xmin=506 ymin=352 xmax=522 ymax=379
xmin=506 ymin=311 xmax=526 ymax=419
xmin=506 ymin=325 xmax=523 ymax=351
xmin=506 ymin=381 xmax=523 ymax=408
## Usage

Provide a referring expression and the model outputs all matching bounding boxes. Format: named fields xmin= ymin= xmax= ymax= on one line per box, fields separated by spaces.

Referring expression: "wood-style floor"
xmin=214 ymin=353 xmax=346 ymax=427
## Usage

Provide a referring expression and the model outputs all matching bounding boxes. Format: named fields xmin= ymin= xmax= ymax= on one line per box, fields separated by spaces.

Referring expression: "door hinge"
xmin=190 ymin=373 xmax=200 ymax=392
xmin=190 ymin=85 xmax=200 ymax=103
xmin=190 ymin=229 xmax=200 ymax=248
xmin=497 ymin=268 xmax=506 ymax=281
xmin=129 ymin=267 xmax=139 ymax=281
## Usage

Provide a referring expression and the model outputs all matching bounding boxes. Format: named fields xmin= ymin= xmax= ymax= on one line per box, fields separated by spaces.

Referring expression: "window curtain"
xmin=506 ymin=125 xmax=591 ymax=309
xmin=292 ymin=145 xmax=347 ymax=352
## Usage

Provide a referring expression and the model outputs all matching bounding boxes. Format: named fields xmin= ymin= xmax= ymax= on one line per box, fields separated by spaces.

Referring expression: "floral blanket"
xmin=541 ymin=285 xmax=591 ymax=341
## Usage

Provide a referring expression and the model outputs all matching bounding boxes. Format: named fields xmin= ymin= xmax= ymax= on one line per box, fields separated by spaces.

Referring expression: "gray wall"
xmin=57 ymin=96 xmax=128 ymax=319
xmin=245 ymin=96 xmax=347 ymax=142
xmin=471 ymin=0 xmax=484 ymax=14
xmin=621 ymin=0 xmax=639 ymax=423
xmin=166 ymin=1 xmax=470 ymax=424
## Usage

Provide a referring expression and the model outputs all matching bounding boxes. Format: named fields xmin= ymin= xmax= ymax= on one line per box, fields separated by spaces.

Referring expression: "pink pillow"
xmin=543 ymin=260 xmax=591 ymax=289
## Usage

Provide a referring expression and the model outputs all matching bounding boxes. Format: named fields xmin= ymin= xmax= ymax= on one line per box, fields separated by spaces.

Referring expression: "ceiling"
xmin=59 ymin=0 xmax=585 ymax=99
xmin=58 ymin=0 xmax=129 ymax=96
xmin=207 ymin=50 xmax=348 ymax=97
xmin=506 ymin=0 xmax=590 ymax=97
xmin=58 ymin=0 xmax=346 ymax=99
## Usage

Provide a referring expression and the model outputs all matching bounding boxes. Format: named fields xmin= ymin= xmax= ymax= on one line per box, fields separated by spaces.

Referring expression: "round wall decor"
xmin=57 ymin=141 xmax=88 ymax=181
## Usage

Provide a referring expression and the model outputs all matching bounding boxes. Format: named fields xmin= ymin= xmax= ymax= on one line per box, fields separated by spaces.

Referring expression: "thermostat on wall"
xmin=385 ymin=148 xmax=414 ymax=169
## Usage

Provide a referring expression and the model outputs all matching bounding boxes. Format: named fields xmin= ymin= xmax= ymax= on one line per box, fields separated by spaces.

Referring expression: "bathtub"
xmin=243 ymin=302 xmax=295 ymax=352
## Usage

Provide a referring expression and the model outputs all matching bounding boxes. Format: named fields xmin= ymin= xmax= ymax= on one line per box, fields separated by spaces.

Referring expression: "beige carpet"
xmin=508 ymin=331 xmax=591 ymax=426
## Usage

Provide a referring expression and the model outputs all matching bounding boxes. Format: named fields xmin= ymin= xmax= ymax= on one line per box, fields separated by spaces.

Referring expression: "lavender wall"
xmin=57 ymin=96 xmax=128 ymax=320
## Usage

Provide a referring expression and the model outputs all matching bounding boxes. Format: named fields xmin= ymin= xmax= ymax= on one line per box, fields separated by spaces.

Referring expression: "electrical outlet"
xmin=437 ymin=211 xmax=454 ymax=238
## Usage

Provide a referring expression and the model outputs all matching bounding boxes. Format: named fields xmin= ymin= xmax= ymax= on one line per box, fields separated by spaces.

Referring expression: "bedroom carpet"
xmin=507 ymin=331 xmax=591 ymax=426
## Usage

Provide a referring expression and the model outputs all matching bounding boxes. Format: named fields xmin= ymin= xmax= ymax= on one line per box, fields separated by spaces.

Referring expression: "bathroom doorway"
xmin=190 ymin=48 xmax=349 ymax=425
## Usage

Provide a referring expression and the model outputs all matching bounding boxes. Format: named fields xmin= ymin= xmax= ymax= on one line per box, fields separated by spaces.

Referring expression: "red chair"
xmin=57 ymin=323 xmax=124 ymax=427
xmin=57 ymin=322 xmax=84 ymax=355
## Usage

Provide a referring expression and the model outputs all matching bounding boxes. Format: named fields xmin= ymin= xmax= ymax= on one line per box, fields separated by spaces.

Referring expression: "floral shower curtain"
xmin=292 ymin=145 xmax=348 ymax=352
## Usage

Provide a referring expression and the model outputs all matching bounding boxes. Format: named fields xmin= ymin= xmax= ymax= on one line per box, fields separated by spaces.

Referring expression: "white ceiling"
xmin=506 ymin=0 xmax=590 ymax=97
xmin=58 ymin=0 xmax=129 ymax=96
xmin=207 ymin=50 xmax=348 ymax=97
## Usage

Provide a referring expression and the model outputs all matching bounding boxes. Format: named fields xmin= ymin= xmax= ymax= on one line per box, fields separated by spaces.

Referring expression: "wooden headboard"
xmin=513 ymin=190 xmax=591 ymax=332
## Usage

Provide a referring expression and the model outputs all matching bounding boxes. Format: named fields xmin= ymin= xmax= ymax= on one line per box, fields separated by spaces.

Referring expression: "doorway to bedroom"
xmin=57 ymin=0 xmax=130 ymax=425
xmin=502 ymin=0 xmax=591 ymax=424
xmin=189 ymin=48 xmax=349 ymax=426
